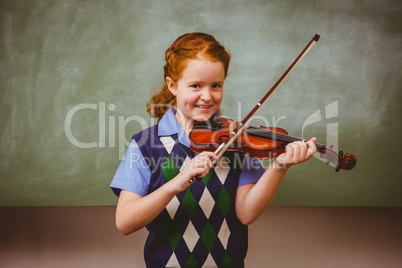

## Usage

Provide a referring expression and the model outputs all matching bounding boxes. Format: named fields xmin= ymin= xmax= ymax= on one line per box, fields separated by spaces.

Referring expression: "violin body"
xmin=190 ymin=118 xmax=287 ymax=159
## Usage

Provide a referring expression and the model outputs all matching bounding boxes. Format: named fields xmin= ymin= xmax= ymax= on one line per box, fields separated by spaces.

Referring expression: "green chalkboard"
xmin=1 ymin=0 xmax=401 ymax=206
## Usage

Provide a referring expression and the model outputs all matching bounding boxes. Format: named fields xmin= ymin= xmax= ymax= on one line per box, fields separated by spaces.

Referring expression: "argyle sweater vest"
xmin=133 ymin=124 xmax=248 ymax=268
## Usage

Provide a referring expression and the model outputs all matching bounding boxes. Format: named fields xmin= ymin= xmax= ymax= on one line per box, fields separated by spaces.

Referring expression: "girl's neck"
xmin=174 ymin=109 xmax=193 ymax=135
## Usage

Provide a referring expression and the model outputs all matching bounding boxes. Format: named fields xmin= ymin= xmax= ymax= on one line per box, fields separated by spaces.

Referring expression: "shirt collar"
xmin=158 ymin=107 xmax=220 ymax=148
xmin=158 ymin=107 xmax=190 ymax=147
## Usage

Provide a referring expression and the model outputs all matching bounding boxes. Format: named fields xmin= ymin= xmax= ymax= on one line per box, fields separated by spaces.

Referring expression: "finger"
xmin=192 ymin=166 xmax=208 ymax=179
xmin=190 ymin=168 xmax=205 ymax=183
xmin=305 ymin=139 xmax=317 ymax=158
xmin=309 ymin=137 xmax=317 ymax=143
xmin=306 ymin=139 xmax=317 ymax=151
xmin=289 ymin=141 xmax=307 ymax=162
xmin=303 ymin=140 xmax=312 ymax=159
xmin=302 ymin=140 xmax=309 ymax=150
xmin=195 ymin=154 xmax=209 ymax=165
xmin=285 ymin=143 xmax=294 ymax=161
xmin=292 ymin=141 xmax=304 ymax=160
xmin=203 ymin=158 xmax=213 ymax=170
xmin=201 ymin=154 xmax=213 ymax=168
xmin=196 ymin=164 xmax=212 ymax=180
xmin=202 ymin=151 xmax=219 ymax=160
xmin=194 ymin=152 xmax=218 ymax=170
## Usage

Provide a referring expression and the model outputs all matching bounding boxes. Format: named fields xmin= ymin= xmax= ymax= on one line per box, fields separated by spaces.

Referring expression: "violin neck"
xmin=246 ymin=126 xmax=326 ymax=151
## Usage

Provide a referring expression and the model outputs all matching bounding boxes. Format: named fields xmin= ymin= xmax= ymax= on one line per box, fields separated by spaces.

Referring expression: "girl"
xmin=111 ymin=32 xmax=317 ymax=267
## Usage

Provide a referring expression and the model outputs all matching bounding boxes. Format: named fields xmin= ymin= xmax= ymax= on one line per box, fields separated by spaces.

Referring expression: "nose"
xmin=200 ymin=88 xmax=212 ymax=101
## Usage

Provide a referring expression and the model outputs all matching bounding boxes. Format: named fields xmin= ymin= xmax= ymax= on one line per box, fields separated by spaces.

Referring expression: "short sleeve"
xmin=110 ymin=139 xmax=151 ymax=197
xmin=238 ymin=156 xmax=265 ymax=187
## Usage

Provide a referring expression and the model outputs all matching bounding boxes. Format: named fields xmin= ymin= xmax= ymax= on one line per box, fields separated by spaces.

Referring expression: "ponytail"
xmin=146 ymin=84 xmax=176 ymax=120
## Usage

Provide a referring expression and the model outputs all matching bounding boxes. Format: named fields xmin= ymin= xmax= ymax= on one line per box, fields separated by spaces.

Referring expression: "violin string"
xmin=246 ymin=126 xmax=327 ymax=150
xmin=244 ymin=126 xmax=343 ymax=166
xmin=246 ymin=126 xmax=303 ymax=143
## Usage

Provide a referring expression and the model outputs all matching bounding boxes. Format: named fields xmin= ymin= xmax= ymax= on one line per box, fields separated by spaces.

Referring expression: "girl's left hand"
xmin=275 ymin=137 xmax=317 ymax=169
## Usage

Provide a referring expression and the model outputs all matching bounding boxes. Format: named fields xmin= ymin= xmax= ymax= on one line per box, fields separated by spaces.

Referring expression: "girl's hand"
xmin=274 ymin=137 xmax=317 ymax=170
xmin=173 ymin=151 xmax=219 ymax=192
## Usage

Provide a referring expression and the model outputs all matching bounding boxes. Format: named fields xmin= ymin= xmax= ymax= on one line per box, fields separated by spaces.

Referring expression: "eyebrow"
xmin=188 ymin=80 xmax=224 ymax=84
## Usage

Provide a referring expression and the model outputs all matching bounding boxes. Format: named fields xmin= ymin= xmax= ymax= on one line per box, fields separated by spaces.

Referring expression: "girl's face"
xmin=166 ymin=58 xmax=225 ymax=133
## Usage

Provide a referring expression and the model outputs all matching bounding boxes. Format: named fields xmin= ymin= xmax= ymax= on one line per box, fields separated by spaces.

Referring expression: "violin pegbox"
xmin=320 ymin=145 xmax=357 ymax=172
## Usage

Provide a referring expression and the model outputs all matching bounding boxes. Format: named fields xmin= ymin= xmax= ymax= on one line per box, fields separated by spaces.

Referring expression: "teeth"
xmin=197 ymin=105 xmax=210 ymax=108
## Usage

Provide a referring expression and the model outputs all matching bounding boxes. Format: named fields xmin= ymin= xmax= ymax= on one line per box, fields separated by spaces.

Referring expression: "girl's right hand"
xmin=173 ymin=151 xmax=219 ymax=192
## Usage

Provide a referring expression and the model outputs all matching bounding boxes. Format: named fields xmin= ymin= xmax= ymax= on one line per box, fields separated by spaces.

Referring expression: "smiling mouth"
xmin=195 ymin=105 xmax=212 ymax=109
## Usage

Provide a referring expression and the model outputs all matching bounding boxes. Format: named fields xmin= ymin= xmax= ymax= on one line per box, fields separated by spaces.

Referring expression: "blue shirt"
xmin=111 ymin=107 xmax=264 ymax=197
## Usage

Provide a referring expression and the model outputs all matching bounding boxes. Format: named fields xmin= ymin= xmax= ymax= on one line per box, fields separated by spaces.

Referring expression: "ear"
xmin=166 ymin=77 xmax=177 ymax=96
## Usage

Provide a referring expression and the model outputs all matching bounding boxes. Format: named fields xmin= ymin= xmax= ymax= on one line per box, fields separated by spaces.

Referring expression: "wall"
xmin=1 ymin=0 xmax=402 ymax=206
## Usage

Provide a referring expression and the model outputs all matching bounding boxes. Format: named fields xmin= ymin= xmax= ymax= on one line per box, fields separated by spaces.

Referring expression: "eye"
xmin=212 ymin=84 xmax=223 ymax=90
xmin=191 ymin=84 xmax=201 ymax=89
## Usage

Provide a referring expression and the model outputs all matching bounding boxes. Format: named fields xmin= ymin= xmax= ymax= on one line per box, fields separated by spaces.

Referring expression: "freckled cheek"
xmin=213 ymin=92 xmax=224 ymax=104
xmin=183 ymin=96 xmax=200 ymax=107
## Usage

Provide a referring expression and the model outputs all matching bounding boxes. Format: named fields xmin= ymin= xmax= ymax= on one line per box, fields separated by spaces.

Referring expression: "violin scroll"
xmin=335 ymin=151 xmax=357 ymax=172
xmin=319 ymin=146 xmax=357 ymax=172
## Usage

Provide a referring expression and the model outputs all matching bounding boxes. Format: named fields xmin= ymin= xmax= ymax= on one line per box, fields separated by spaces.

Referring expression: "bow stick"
xmin=210 ymin=34 xmax=320 ymax=166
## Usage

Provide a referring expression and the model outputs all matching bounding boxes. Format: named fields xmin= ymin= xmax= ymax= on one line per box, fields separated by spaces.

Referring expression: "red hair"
xmin=146 ymin=32 xmax=231 ymax=120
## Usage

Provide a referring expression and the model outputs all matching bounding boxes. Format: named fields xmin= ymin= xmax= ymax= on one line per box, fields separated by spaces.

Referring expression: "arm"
xmin=235 ymin=138 xmax=317 ymax=225
xmin=115 ymin=151 xmax=218 ymax=235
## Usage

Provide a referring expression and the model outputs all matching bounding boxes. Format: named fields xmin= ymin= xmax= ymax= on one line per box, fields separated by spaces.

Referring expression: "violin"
xmin=188 ymin=34 xmax=356 ymax=173
xmin=189 ymin=118 xmax=356 ymax=172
